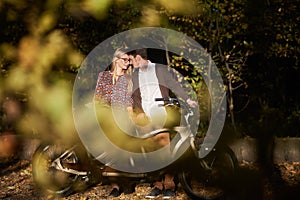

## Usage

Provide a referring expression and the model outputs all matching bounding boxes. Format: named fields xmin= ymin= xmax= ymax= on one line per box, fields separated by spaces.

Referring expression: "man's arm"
xmin=156 ymin=64 xmax=197 ymax=107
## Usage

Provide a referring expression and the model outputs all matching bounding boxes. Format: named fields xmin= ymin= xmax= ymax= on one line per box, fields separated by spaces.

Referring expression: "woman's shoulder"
xmin=98 ymin=70 xmax=111 ymax=77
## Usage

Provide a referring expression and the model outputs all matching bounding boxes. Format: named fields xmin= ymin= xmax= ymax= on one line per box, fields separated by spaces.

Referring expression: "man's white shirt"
xmin=138 ymin=61 xmax=167 ymax=127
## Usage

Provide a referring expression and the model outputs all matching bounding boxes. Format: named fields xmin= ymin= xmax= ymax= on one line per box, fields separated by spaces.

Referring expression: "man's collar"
xmin=140 ymin=60 xmax=152 ymax=71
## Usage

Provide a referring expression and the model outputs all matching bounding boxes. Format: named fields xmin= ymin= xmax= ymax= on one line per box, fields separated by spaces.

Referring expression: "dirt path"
xmin=1 ymin=159 xmax=300 ymax=200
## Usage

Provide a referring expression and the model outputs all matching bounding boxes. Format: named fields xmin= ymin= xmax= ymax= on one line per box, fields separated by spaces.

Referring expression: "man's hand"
xmin=130 ymin=112 xmax=150 ymax=126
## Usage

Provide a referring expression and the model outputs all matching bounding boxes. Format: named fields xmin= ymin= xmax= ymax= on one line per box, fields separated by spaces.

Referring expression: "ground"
xmin=0 ymin=159 xmax=300 ymax=200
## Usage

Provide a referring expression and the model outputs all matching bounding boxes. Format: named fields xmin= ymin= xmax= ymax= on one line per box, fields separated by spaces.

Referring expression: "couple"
xmin=94 ymin=48 xmax=197 ymax=199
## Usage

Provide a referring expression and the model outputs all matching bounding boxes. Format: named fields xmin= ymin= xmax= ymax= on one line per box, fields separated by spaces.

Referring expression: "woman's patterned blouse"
xmin=94 ymin=71 xmax=132 ymax=110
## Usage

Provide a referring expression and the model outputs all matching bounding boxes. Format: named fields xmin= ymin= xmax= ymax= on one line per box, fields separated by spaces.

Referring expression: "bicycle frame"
xmin=32 ymin=97 xmax=238 ymax=200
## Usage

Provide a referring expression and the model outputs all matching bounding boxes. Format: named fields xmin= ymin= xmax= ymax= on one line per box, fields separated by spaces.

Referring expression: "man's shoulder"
xmin=154 ymin=63 xmax=169 ymax=73
xmin=154 ymin=63 xmax=165 ymax=68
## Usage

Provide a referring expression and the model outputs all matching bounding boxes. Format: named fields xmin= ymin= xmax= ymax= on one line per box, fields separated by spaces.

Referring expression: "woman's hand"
xmin=187 ymin=98 xmax=197 ymax=108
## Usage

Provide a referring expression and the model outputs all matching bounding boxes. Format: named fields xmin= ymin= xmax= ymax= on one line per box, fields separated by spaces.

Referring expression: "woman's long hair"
xmin=111 ymin=48 xmax=132 ymax=93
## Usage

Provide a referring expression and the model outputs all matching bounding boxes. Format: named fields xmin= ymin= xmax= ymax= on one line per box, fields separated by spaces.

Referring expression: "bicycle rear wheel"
xmin=178 ymin=144 xmax=238 ymax=200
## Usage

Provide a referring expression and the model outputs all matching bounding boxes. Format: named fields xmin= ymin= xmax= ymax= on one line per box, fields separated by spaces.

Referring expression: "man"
xmin=129 ymin=48 xmax=197 ymax=199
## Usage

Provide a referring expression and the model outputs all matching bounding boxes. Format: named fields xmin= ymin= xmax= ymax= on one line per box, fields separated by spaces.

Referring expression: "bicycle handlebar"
xmin=155 ymin=97 xmax=179 ymax=103
xmin=155 ymin=97 xmax=194 ymax=123
xmin=155 ymin=97 xmax=189 ymax=110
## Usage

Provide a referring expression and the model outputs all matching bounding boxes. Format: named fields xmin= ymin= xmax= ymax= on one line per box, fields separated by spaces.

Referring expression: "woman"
xmin=94 ymin=48 xmax=134 ymax=197
xmin=94 ymin=48 xmax=132 ymax=111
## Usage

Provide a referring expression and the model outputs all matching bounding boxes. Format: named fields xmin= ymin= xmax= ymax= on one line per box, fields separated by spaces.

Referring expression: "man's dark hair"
xmin=129 ymin=48 xmax=148 ymax=60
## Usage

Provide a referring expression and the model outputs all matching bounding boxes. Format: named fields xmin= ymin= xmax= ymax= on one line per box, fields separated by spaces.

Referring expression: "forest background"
xmin=0 ymin=0 xmax=299 ymax=153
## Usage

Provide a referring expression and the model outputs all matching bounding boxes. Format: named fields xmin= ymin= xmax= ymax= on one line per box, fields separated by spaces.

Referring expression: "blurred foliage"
xmin=0 ymin=0 xmax=299 ymax=141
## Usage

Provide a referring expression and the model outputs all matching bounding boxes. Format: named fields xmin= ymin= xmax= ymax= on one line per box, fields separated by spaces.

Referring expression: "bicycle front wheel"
xmin=32 ymin=143 xmax=81 ymax=196
xmin=178 ymin=144 xmax=238 ymax=200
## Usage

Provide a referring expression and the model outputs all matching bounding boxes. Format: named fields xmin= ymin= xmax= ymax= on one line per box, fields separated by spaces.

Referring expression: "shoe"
xmin=123 ymin=183 xmax=136 ymax=195
xmin=163 ymin=189 xmax=176 ymax=199
xmin=145 ymin=187 xmax=163 ymax=198
xmin=108 ymin=188 xmax=121 ymax=197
